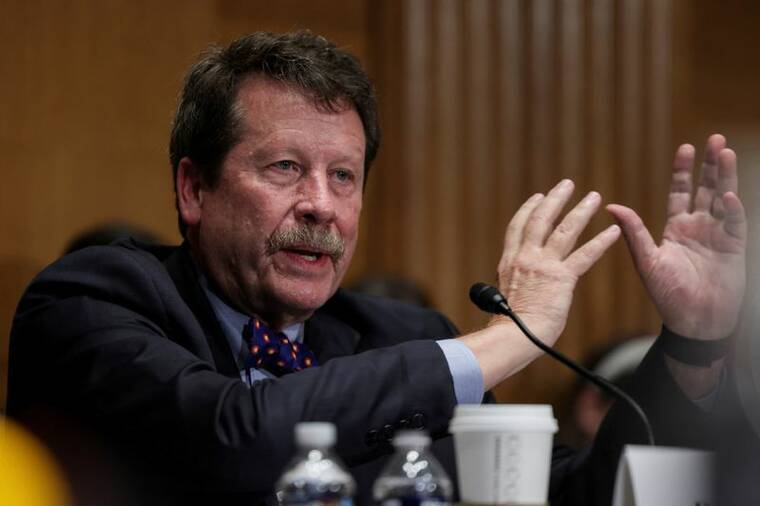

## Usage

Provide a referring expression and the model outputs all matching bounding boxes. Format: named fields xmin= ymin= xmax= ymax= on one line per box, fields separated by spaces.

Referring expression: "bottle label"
xmin=380 ymin=498 xmax=449 ymax=506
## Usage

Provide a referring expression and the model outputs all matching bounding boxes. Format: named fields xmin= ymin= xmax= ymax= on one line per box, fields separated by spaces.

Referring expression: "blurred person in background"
xmin=559 ymin=335 xmax=656 ymax=447
xmin=348 ymin=273 xmax=432 ymax=307
xmin=63 ymin=222 xmax=161 ymax=255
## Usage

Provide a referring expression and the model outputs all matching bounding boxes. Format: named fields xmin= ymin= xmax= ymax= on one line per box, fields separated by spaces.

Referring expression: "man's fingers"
xmin=501 ymin=193 xmax=545 ymax=268
xmin=606 ymin=203 xmax=657 ymax=275
xmin=723 ymin=192 xmax=747 ymax=241
xmin=717 ymin=148 xmax=738 ymax=195
xmin=545 ymin=191 xmax=602 ymax=258
xmin=666 ymin=144 xmax=695 ymax=218
xmin=565 ymin=224 xmax=621 ymax=275
xmin=522 ymin=179 xmax=575 ymax=246
xmin=694 ymin=134 xmax=726 ymax=213
xmin=712 ymin=148 xmax=738 ymax=218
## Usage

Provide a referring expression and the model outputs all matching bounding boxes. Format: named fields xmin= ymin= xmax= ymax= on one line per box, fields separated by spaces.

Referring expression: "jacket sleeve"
xmin=7 ymin=246 xmax=459 ymax=496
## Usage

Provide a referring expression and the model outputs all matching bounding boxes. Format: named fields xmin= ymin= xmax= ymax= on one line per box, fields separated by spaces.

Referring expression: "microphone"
xmin=469 ymin=282 xmax=655 ymax=446
xmin=469 ymin=282 xmax=509 ymax=314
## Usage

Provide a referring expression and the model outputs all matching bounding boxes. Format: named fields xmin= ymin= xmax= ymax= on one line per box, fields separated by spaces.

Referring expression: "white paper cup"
xmin=449 ymin=404 xmax=557 ymax=505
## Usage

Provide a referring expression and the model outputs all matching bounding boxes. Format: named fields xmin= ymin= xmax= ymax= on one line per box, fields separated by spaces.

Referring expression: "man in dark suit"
xmin=7 ymin=31 xmax=746 ymax=505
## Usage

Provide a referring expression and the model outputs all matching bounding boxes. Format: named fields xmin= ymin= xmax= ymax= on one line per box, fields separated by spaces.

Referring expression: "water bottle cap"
xmin=295 ymin=422 xmax=336 ymax=447
xmin=392 ymin=430 xmax=430 ymax=447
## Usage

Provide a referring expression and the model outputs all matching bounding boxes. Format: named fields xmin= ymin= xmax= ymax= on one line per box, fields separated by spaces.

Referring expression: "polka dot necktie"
xmin=242 ymin=317 xmax=318 ymax=377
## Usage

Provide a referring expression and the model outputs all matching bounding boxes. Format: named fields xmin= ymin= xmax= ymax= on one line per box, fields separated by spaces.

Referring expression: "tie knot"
xmin=243 ymin=317 xmax=317 ymax=377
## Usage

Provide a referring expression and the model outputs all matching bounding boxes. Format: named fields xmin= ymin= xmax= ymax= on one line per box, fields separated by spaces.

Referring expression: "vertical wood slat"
xmin=560 ymin=0 xmax=584 ymax=183
xmin=403 ymin=0 xmax=430 ymax=283
xmin=649 ymin=0 xmax=673 ymax=236
xmin=364 ymin=0 xmax=402 ymax=273
xmin=530 ymin=0 xmax=556 ymax=191
xmin=618 ymin=0 xmax=645 ymax=332
xmin=496 ymin=0 xmax=524 ymax=243
xmin=587 ymin=0 xmax=616 ymax=344
xmin=641 ymin=0 xmax=673 ymax=328
xmin=464 ymin=0 xmax=494 ymax=326
xmin=435 ymin=0 xmax=463 ymax=322
xmin=559 ymin=0 xmax=584 ymax=360
xmin=494 ymin=0 xmax=525 ymax=288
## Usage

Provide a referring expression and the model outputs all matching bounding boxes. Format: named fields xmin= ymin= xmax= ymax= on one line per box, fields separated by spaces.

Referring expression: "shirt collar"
xmin=198 ymin=274 xmax=304 ymax=346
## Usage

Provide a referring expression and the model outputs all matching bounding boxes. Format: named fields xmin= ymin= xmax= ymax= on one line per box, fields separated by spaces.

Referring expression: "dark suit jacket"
xmin=7 ymin=240 xmax=715 ymax=505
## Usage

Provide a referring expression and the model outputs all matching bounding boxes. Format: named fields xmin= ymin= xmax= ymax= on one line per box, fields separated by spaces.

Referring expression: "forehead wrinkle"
xmin=233 ymin=106 xmax=365 ymax=164
xmin=231 ymin=76 xmax=366 ymax=168
xmin=260 ymin=127 xmax=364 ymax=161
xmin=236 ymin=76 xmax=358 ymax=127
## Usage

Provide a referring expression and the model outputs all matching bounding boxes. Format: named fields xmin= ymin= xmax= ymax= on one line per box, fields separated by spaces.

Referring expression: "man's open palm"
xmin=607 ymin=134 xmax=746 ymax=340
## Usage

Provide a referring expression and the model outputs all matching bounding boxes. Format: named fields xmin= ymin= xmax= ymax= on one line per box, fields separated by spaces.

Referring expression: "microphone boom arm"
xmin=469 ymin=282 xmax=655 ymax=446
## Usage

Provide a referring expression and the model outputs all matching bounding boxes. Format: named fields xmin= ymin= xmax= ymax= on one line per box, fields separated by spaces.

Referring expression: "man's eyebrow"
xmin=244 ymin=145 xmax=304 ymax=162
xmin=244 ymin=139 xmax=364 ymax=164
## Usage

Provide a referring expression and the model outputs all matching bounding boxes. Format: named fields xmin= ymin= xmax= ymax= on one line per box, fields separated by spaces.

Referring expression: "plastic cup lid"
xmin=454 ymin=404 xmax=554 ymax=418
xmin=449 ymin=404 xmax=558 ymax=433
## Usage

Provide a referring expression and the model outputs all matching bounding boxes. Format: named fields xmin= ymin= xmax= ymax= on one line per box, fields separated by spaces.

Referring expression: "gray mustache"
xmin=266 ymin=225 xmax=345 ymax=261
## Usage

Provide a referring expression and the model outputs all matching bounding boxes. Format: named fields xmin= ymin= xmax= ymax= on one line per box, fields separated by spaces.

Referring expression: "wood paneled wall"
xmin=366 ymin=0 xmax=674 ymax=405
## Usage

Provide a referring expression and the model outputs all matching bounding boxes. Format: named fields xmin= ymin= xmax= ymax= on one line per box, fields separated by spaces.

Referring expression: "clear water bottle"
xmin=276 ymin=422 xmax=356 ymax=506
xmin=373 ymin=431 xmax=453 ymax=506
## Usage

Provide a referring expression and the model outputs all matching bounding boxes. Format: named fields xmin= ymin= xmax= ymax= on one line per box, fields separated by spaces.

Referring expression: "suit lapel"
xmin=162 ymin=243 xmax=361 ymax=372
xmin=163 ymin=243 xmax=240 ymax=377
xmin=304 ymin=309 xmax=361 ymax=364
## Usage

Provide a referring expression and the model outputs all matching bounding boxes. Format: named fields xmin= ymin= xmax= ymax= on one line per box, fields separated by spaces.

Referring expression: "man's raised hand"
xmin=607 ymin=134 xmax=747 ymax=341
xmin=495 ymin=179 xmax=621 ymax=347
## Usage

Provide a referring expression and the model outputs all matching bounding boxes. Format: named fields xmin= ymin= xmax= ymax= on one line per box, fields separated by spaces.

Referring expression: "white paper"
xmin=613 ymin=445 xmax=714 ymax=506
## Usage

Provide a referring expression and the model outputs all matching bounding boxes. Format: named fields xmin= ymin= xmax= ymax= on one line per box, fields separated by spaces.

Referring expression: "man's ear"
xmin=176 ymin=157 xmax=205 ymax=227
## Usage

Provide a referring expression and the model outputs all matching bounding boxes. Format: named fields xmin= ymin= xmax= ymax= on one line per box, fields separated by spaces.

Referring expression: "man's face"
xmin=188 ymin=76 xmax=365 ymax=327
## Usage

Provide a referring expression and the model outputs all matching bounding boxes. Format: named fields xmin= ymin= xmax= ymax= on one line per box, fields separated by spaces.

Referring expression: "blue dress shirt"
xmin=200 ymin=281 xmax=484 ymax=404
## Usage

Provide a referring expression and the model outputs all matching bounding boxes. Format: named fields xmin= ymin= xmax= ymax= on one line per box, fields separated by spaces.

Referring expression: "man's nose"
xmin=293 ymin=173 xmax=336 ymax=224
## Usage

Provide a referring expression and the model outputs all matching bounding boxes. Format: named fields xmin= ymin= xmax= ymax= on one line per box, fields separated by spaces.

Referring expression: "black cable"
xmin=470 ymin=282 xmax=655 ymax=446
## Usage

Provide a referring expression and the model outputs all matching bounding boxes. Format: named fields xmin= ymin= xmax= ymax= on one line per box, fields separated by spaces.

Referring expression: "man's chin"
xmin=259 ymin=284 xmax=337 ymax=322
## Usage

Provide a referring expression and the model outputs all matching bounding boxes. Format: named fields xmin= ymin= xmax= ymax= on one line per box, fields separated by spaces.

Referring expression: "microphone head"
xmin=469 ymin=282 xmax=508 ymax=314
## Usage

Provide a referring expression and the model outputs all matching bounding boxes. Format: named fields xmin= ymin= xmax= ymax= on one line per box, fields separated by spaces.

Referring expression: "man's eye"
xmin=334 ymin=169 xmax=354 ymax=182
xmin=273 ymin=160 xmax=296 ymax=171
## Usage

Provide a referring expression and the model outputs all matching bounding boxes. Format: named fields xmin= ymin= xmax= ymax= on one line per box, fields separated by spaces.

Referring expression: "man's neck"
xmin=252 ymin=309 xmax=314 ymax=332
xmin=188 ymin=245 xmax=313 ymax=330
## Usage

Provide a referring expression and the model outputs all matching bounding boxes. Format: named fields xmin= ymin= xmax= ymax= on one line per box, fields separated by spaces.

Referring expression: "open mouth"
xmin=283 ymin=248 xmax=326 ymax=262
